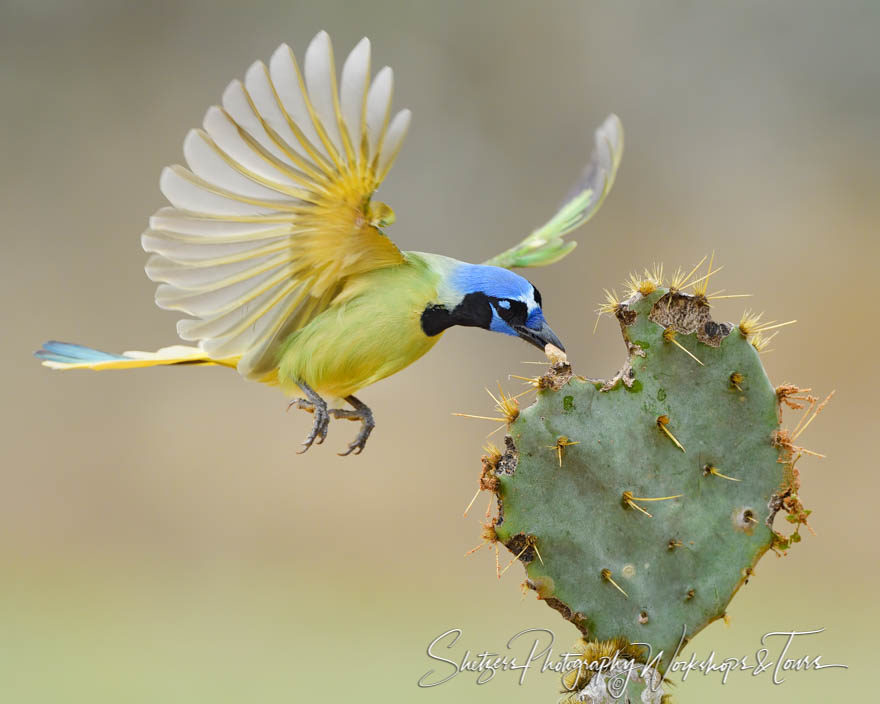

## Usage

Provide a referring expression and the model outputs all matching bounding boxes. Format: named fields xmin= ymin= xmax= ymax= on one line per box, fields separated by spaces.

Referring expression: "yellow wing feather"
xmin=142 ymin=32 xmax=411 ymax=379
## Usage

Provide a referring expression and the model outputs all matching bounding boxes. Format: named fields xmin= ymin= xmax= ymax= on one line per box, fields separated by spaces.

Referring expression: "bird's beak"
xmin=514 ymin=322 xmax=565 ymax=352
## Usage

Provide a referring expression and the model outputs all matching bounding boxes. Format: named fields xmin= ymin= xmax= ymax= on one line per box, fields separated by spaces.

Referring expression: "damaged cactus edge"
xmin=466 ymin=263 xmax=832 ymax=703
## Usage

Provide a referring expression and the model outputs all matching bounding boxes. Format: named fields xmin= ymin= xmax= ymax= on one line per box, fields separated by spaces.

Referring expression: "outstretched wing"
xmin=142 ymin=32 xmax=411 ymax=379
xmin=483 ymin=114 xmax=623 ymax=269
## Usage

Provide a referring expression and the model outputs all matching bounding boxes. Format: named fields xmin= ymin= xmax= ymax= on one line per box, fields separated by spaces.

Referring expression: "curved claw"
xmin=289 ymin=386 xmax=330 ymax=454
xmin=330 ymin=397 xmax=375 ymax=456
xmin=337 ymin=432 xmax=371 ymax=456
xmin=297 ymin=405 xmax=330 ymax=453
xmin=289 ymin=386 xmax=374 ymax=456
xmin=338 ymin=428 xmax=370 ymax=456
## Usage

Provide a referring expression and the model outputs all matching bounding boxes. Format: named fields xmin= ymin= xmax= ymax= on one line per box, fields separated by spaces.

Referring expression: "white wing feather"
xmin=339 ymin=38 xmax=370 ymax=152
xmin=142 ymin=32 xmax=409 ymax=379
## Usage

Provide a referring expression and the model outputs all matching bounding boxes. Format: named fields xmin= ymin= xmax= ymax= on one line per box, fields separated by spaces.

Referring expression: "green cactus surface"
xmin=478 ymin=273 xmax=820 ymax=690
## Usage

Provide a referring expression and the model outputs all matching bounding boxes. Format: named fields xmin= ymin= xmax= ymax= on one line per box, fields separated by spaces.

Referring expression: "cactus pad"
xmin=475 ymin=272 xmax=823 ymax=691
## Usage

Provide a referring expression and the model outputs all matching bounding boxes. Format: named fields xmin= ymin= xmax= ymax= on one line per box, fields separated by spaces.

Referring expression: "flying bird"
xmin=36 ymin=31 xmax=623 ymax=455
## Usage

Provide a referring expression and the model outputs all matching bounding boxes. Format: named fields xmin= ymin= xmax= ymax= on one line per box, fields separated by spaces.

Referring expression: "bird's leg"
xmin=289 ymin=381 xmax=330 ymax=453
xmin=329 ymin=395 xmax=375 ymax=456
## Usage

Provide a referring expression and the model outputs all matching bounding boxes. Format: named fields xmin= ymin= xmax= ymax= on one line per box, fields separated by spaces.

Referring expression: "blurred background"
xmin=1 ymin=1 xmax=877 ymax=701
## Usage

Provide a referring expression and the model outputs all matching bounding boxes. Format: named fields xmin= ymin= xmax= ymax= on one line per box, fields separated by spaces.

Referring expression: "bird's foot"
xmin=330 ymin=396 xmax=375 ymax=456
xmin=288 ymin=386 xmax=330 ymax=453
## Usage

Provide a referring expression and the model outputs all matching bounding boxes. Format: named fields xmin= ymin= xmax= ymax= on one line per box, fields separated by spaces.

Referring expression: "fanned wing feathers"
xmin=483 ymin=113 xmax=623 ymax=269
xmin=142 ymin=32 xmax=411 ymax=379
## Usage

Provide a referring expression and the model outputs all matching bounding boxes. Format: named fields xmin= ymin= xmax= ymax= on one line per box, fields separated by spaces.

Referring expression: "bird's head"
xmin=421 ymin=262 xmax=564 ymax=352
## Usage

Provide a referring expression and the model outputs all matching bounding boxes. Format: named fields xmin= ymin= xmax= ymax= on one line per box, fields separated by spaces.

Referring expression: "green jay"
xmin=37 ymin=31 xmax=623 ymax=455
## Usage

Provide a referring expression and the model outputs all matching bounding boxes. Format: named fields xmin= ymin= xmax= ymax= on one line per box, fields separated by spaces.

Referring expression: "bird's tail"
xmin=35 ymin=341 xmax=239 ymax=371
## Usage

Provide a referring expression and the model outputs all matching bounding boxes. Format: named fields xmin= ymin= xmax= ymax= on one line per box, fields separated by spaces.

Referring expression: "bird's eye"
xmin=493 ymin=298 xmax=526 ymax=325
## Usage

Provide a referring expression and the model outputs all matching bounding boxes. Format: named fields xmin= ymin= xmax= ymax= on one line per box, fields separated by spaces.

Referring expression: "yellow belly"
xmin=276 ymin=263 xmax=442 ymax=398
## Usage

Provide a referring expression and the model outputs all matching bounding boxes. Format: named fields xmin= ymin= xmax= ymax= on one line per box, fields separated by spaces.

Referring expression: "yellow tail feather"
xmin=36 ymin=342 xmax=239 ymax=371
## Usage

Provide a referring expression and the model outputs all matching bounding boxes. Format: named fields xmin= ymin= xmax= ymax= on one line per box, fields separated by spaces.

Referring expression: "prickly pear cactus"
xmin=470 ymin=264 xmax=828 ymax=701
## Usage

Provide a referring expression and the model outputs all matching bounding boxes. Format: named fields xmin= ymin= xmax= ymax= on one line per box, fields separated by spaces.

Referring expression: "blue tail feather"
xmin=35 ymin=341 xmax=128 ymax=364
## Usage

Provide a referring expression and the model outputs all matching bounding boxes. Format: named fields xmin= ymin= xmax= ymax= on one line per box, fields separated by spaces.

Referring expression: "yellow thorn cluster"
xmin=593 ymin=288 xmax=622 ymax=333
xmin=623 ymin=263 xmax=664 ymax=298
